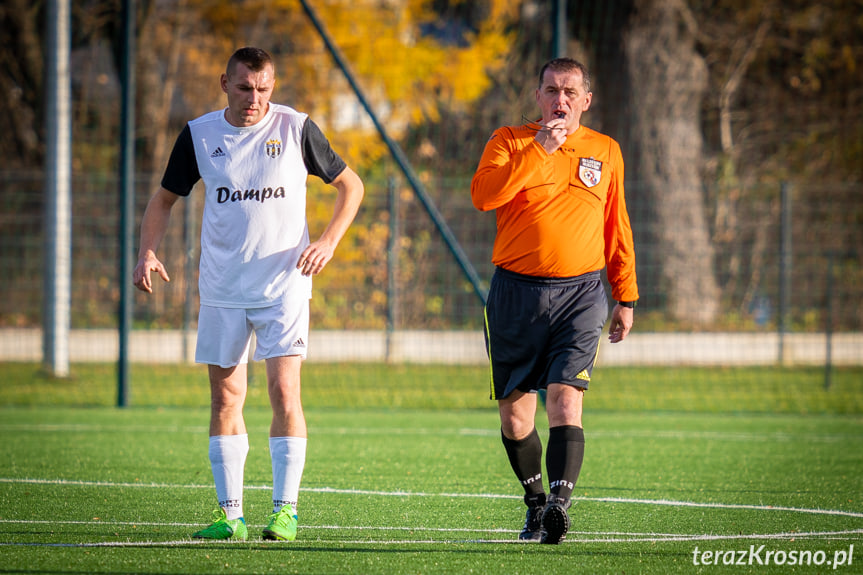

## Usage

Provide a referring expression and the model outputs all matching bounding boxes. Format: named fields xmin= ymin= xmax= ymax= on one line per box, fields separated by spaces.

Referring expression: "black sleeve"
xmin=160 ymin=124 xmax=200 ymax=197
xmin=301 ymin=117 xmax=347 ymax=184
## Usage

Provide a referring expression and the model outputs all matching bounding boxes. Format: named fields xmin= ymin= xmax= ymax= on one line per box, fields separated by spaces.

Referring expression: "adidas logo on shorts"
xmin=293 ymin=338 xmax=306 ymax=348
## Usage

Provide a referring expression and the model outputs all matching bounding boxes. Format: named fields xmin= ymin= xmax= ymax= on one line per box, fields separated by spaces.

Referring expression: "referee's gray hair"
xmin=538 ymin=58 xmax=591 ymax=92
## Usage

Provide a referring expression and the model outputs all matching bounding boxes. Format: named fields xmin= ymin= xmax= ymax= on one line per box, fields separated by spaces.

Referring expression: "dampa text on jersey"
xmin=217 ymin=186 xmax=287 ymax=204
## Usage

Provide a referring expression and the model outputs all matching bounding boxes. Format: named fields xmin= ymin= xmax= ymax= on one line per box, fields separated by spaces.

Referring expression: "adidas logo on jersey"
xmin=210 ymin=147 xmax=226 ymax=158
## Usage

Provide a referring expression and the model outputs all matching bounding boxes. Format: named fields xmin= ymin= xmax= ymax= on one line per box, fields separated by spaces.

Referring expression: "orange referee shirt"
xmin=471 ymin=123 xmax=638 ymax=303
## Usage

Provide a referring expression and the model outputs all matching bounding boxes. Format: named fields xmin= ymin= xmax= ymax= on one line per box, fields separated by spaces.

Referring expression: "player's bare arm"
xmin=296 ymin=166 xmax=364 ymax=277
xmin=133 ymin=187 xmax=179 ymax=293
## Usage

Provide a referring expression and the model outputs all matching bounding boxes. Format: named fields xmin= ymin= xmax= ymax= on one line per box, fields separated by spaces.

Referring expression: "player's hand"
xmin=608 ymin=304 xmax=634 ymax=343
xmin=297 ymin=240 xmax=335 ymax=277
xmin=133 ymin=251 xmax=170 ymax=293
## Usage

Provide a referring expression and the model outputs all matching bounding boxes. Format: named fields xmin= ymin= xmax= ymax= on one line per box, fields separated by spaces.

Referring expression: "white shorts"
xmin=195 ymin=296 xmax=310 ymax=367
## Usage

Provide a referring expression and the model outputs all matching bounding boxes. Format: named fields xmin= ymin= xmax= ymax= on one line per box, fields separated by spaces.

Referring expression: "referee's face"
xmin=536 ymin=69 xmax=592 ymax=135
xmin=221 ymin=62 xmax=275 ymax=127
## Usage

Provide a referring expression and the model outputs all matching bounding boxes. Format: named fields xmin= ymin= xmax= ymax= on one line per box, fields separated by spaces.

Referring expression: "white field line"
xmin=576 ymin=496 xmax=863 ymax=519
xmin=2 ymin=477 xmax=863 ymax=520
xmin=1 ymin=529 xmax=863 ymax=548
xmin=2 ymin=517 xmax=861 ymax=542
xmin=0 ymin=519 xmax=518 ymax=533
xmin=3 ymin=423 xmax=862 ymax=443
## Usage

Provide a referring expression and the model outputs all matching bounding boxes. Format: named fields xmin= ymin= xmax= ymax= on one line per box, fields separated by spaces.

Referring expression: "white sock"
xmin=209 ymin=434 xmax=249 ymax=520
xmin=270 ymin=436 xmax=307 ymax=515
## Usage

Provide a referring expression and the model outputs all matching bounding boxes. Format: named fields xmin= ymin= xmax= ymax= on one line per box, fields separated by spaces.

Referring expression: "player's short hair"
xmin=538 ymin=58 xmax=591 ymax=92
xmin=227 ymin=47 xmax=274 ymax=77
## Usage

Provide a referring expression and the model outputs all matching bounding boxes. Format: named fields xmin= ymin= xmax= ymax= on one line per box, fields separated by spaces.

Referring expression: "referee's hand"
xmin=535 ymin=117 xmax=567 ymax=155
xmin=608 ymin=304 xmax=633 ymax=343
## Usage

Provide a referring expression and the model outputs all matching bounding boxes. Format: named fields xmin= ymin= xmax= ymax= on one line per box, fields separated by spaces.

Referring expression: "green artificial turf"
xmin=1 ymin=363 xmax=861 ymax=573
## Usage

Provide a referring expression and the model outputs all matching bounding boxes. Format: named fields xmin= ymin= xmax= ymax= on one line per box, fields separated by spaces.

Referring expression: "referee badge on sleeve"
xmin=578 ymin=157 xmax=602 ymax=188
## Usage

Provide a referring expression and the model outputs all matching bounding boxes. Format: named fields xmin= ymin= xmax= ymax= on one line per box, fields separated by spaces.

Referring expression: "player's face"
xmin=535 ymin=68 xmax=592 ymax=133
xmin=221 ymin=62 xmax=275 ymax=127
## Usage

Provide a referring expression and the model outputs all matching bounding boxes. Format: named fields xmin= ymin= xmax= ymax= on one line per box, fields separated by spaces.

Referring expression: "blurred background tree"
xmin=0 ymin=0 xmax=860 ymax=331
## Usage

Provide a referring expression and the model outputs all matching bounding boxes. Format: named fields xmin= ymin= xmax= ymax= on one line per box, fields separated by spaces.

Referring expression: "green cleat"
xmin=262 ymin=507 xmax=298 ymax=541
xmin=192 ymin=508 xmax=248 ymax=541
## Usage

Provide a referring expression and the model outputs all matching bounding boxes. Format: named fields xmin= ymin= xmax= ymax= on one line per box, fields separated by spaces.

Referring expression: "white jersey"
xmin=163 ymin=103 xmax=346 ymax=308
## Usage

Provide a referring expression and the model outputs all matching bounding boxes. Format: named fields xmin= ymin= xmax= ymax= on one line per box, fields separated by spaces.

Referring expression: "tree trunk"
xmin=0 ymin=0 xmax=44 ymax=167
xmin=624 ymin=0 xmax=719 ymax=325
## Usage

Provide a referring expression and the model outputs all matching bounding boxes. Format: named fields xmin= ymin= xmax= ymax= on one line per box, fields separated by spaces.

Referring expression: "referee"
xmin=471 ymin=58 xmax=638 ymax=544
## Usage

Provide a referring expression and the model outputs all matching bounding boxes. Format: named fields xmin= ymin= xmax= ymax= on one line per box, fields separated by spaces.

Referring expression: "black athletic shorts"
xmin=483 ymin=266 xmax=609 ymax=400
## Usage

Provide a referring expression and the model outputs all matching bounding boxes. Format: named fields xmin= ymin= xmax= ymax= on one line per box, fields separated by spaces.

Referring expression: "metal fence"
xmin=1 ymin=0 xmax=861 ymax=369
xmin=1 ymin=167 xmax=861 ymax=367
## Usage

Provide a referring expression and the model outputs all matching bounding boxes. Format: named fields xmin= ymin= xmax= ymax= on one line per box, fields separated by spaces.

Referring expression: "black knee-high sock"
xmin=501 ymin=428 xmax=545 ymax=499
xmin=546 ymin=425 xmax=585 ymax=502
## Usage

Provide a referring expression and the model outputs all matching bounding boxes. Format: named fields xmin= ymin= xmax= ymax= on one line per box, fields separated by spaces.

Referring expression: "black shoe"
xmin=518 ymin=493 xmax=546 ymax=542
xmin=540 ymin=495 xmax=571 ymax=544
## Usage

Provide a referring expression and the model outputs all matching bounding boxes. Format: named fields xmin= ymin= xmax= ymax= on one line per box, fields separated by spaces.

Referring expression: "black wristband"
xmin=617 ymin=300 xmax=637 ymax=308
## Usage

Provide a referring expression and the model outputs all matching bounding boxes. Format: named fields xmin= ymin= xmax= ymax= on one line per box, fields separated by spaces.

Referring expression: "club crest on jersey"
xmin=578 ymin=157 xmax=602 ymax=188
xmin=265 ymin=139 xmax=282 ymax=158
